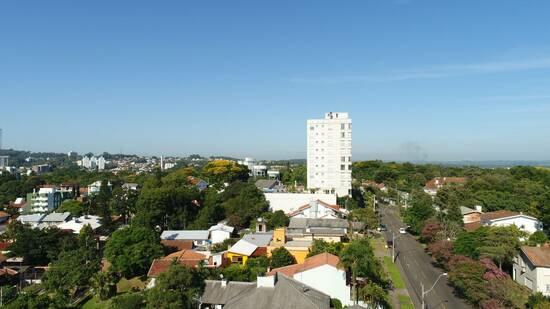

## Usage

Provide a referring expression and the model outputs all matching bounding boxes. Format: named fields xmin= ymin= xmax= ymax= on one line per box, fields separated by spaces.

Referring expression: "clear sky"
xmin=1 ymin=1 xmax=550 ymax=161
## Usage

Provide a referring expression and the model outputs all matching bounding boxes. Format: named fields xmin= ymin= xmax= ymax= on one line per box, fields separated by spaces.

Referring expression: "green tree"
xmin=104 ymin=226 xmax=164 ymax=278
xmin=307 ymin=239 xmax=344 ymax=257
xmin=359 ymin=282 xmax=390 ymax=308
xmin=222 ymin=264 xmax=251 ymax=282
xmin=90 ymin=272 xmax=118 ymax=301
xmin=110 ymin=186 xmax=139 ymax=224
xmin=478 ymin=226 xmax=522 ymax=269
xmin=146 ymin=264 xmax=205 ymax=309
xmin=528 ymin=231 xmax=548 ymax=246
xmin=111 ymin=293 xmax=146 ymax=309
xmin=349 ymin=207 xmax=378 ymax=231
xmin=264 ymin=210 xmax=290 ymax=229
xmin=404 ymin=190 xmax=435 ymax=234
xmin=448 ymin=258 xmax=489 ymax=305
xmin=221 ymin=182 xmax=269 ymax=230
xmin=270 ymin=247 xmax=296 ymax=268
xmin=202 ymin=160 xmax=249 ymax=187
xmin=58 ymin=200 xmax=85 ymax=216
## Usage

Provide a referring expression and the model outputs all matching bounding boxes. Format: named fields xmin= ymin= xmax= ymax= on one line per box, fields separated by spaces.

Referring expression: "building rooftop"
xmin=42 ymin=212 xmax=71 ymax=222
xmin=481 ymin=210 xmax=538 ymax=222
xmin=208 ymin=223 xmax=235 ymax=233
xmin=160 ymin=240 xmax=194 ymax=251
xmin=17 ymin=214 xmax=45 ymax=223
xmin=521 ymin=245 xmax=550 ymax=268
xmin=267 ymin=253 xmax=342 ymax=277
xmin=228 ymin=239 xmax=258 ymax=256
xmin=242 ymin=233 xmax=273 ymax=247
xmin=160 ymin=230 xmax=210 ymax=241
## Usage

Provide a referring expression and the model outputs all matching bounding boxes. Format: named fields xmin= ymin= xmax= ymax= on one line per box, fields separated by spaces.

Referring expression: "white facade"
xmin=81 ymin=156 xmax=106 ymax=170
xmin=307 ymin=112 xmax=352 ymax=197
xmin=264 ymin=192 xmax=337 ymax=214
xmin=483 ymin=214 xmax=542 ymax=234
xmin=289 ymin=200 xmax=347 ymax=219
xmin=208 ymin=223 xmax=234 ymax=244
xmin=513 ymin=249 xmax=550 ymax=295
xmin=26 ymin=187 xmax=61 ymax=213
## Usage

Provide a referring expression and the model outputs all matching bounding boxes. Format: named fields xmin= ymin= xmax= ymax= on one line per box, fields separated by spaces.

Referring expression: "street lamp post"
xmin=421 ymin=273 xmax=448 ymax=309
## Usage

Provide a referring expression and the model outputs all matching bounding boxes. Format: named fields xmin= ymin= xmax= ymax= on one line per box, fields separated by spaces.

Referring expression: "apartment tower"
xmin=307 ymin=112 xmax=352 ymax=196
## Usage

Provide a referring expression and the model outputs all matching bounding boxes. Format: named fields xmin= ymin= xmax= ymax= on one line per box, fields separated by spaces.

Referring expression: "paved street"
xmin=380 ymin=206 xmax=470 ymax=309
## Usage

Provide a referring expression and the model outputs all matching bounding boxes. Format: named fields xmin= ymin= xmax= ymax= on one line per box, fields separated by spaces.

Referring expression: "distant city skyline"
xmin=1 ymin=1 xmax=550 ymax=161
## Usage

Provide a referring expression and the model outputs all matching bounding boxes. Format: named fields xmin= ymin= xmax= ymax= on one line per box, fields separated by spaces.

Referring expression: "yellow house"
xmin=268 ymin=228 xmax=312 ymax=264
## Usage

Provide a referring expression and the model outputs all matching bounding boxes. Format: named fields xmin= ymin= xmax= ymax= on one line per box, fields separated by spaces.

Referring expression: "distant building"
xmin=87 ymin=180 xmax=112 ymax=196
xmin=460 ymin=206 xmax=483 ymax=224
xmin=255 ymin=179 xmax=285 ymax=193
xmin=238 ymin=157 xmax=268 ymax=177
xmin=514 ymin=245 xmax=550 ymax=295
xmin=81 ymin=156 xmax=106 ymax=170
xmin=25 ymin=187 xmax=61 ymax=213
xmin=160 ymin=230 xmax=210 ymax=248
xmin=307 ymin=112 xmax=352 ymax=197
xmin=424 ymin=177 xmax=467 ymax=196
xmin=187 ymin=176 xmax=208 ymax=191
xmin=67 ymin=151 xmax=78 ymax=160
xmin=287 ymin=218 xmax=364 ymax=243
xmin=0 ymin=156 xmax=8 ymax=169
xmin=57 ymin=215 xmax=102 ymax=233
xmin=31 ymin=164 xmax=52 ymax=175
xmin=122 ymin=183 xmax=139 ymax=191
xmin=287 ymin=200 xmax=347 ymax=219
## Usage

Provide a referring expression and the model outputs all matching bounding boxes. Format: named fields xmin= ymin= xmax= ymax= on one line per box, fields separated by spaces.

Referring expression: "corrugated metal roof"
xmin=160 ymin=230 xmax=210 ymax=240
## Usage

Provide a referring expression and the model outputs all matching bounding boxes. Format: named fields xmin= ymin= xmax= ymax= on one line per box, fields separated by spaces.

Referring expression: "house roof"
xmin=464 ymin=221 xmax=481 ymax=232
xmin=57 ymin=215 xmax=102 ymax=233
xmin=160 ymin=240 xmax=194 ymax=251
xmin=209 ymin=223 xmax=235 ymax=233
xmin=201 ymin=280 xmax=256 ymax=305
xmin=480 ymin=210 xmax=538 ymax=222
xmin=17 ymin=214 xmax=45 ymax=223
xmin=287 ymin=200 xmax=346 ymax=218
xmin=288 ymin=218 xmax=361 ymax=229
xmin=255 ymin=179 xmax=278 ymax=190
xmin=460 ymin=206 xmax=480 ymax=215
xmin=242 ymin=233 xmax=273 ymax=247
xmin=228 ymin=239 xmax=258 ymax=256
xmin=222 ymin=274 xmax=330 ymax=309
xmin=267 ymin=253 xmax=342 ymax=277
xmin=521 ymin=246 xmax=550 ymax=268
xmin=42 ymin=212 xmax=71 ymax=222
xmin=0 ymin=211 xmax=10 ymax=218
xmin=160 ymin=230 xmax=210 ymax=241
xmin=148 ymin=250 xmax=208 ymax=277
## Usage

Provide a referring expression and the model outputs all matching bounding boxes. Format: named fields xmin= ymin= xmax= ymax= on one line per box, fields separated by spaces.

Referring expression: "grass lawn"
xmin=117 ymin=277 xmax=146 ymax=293
xmin=82 ymin=296 xmax=111 ymax=309
xmin=398 ymin=294 xmax=414 ymax=309
xmin=383 ymin=256 xmax=405 ymax=289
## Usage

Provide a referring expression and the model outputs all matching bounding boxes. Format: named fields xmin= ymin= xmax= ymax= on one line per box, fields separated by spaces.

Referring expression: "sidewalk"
xmin=371 ymin=237 xmax=414 ymax=309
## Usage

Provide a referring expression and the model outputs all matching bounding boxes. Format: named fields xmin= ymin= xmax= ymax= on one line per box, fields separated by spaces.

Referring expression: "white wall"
xmin=210 ymin=230 xmax=230 ymax=244
xmin=489 ymin=216 xmax=542 ymax=234
xmin=264 ymin=193 xmax=337 ymax=214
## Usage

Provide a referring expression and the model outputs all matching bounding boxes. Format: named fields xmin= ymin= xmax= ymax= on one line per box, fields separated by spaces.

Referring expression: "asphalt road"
xmin=380 ymin=206 xmax=470 ymax=309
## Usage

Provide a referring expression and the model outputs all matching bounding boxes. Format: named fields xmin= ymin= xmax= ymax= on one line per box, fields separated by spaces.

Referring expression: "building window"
xmin=310 ymin=126 xmax=314 ymax=130
xmin=341 ymin=132 xmax=345 ymax=138
xmin=341 ymin=157 xmax=345 ymax=162
xmin=348 ymin=123 xmax=352 ymax=129
xmin=348 ymin=156 xmax=352 ymax=162
xmin=341 ymin=165 xmax=345 ymax=170
xmin=348 ymin=164 xmax=352 ymax=170
xmin=341 ymin=124 xmax=345 ymax=130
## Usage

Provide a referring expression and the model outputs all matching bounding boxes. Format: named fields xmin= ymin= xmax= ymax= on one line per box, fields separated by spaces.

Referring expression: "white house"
xmin=160 ymin=230 xmax=210 ymax=247
xmin=264 ymin=192 xmax=337 ymax=214
xmin=267 ymin=252 xmax=363 ymax=306
xmin=479 ymin=210 xmax=542 ymax=234
xmin=288 ymin=200 xmax=347 ymax=219
xmin=208 ymin=223 xmax=234 ymax=244
xmin=513 ymin=245 xmax=550 ymax=295
xmin=87 ymin=180 xmax=112 ymax=196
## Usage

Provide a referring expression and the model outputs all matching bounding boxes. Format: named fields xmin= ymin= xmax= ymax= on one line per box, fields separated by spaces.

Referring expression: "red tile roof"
xmin=161 ymin=240 xmax=194 ymax=251
xmin=521 ymin=245 xmax=550 ymax=267
xmin=480 ymin=210 xmax=521 ymax=221
xmin=267 ymin=252 xmax=342 ymax=277
xmin=147 ymin=249 xmax=207 ymax=277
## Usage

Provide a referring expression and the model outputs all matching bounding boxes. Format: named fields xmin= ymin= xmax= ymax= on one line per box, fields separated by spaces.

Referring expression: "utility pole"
xmin=421 ymin=273 xmax=448 ymax=309
xmin=392 ymin=232 xmax=396 ymax=262
xmin=421 ymin=282 xmax=424 ymax=309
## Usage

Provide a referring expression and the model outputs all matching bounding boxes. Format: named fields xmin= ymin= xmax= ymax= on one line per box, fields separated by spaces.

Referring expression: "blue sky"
xmin=1 ymin=1 xmax=550 ymax=161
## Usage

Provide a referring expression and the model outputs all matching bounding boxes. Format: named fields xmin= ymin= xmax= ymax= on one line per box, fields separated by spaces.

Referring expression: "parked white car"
xmin=399 ymin=227 xmax=407 ymax=234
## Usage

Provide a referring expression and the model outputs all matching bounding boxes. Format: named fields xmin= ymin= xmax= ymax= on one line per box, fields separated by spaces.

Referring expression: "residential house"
xmin=267 ymin=252 xmax=362 ymax=306
xmin=58 ymin=215 xmax=102 ymax=233
xmin=423 ymin=177 xmax=467 ymax=196
xmin=362 ymin=180 xmax=387 ymax=192
xmin=148 ymin=249 xmax=209 ymax=284
xmin=10 ymin=198 xmax=26 ymax=213
xmin=160 ymin=240 xmax=194 ymax=252
xmin=514 ymin=245 xmax=550 ymax=295
xmin=160 ymin=230 xmax=210 ymax=248
xmin=208 ymin=223 xmax=234 ymax=244
xmin=187 ymin=176 xmax=208 ymax=191
xmin=287 ymin=218 xmax=364 ymax=243
xmin=464 ymin=210 xmax=543 ymax=234
xmin=264 ymin=192 xmax=337 ymax=214
xmin=268 ymin=227 xmax=311 ymax=263
xmin=255 ymin=179 xmax=285 ymax=193
xmin=87 ymin=181 xmax=112 ymax=196
xmin=287 ymin=200 xmax=347 ymax=219
xmin=200 ymin=273 xmax=331 ymax=309
xmin=460 ymin=206 xmax=483 ymax=224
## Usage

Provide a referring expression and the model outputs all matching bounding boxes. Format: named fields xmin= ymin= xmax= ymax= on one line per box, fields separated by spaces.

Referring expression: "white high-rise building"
xmin=307 ymin=112 xmax=352 ymax=196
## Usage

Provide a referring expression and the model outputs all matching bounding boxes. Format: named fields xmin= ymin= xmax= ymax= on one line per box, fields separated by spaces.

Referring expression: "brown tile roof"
xmin=362 ymin=181 xmax=386 ymax=190
xmin=0 ymin=211 xmax=10 ymax=218
xmin=148 ymin=249 xmax=208 ymax=277
xmin=521 ymin=246 xmax=550 ymax=267
xmin=161 ymin=240 xmax=194 ymax=251
xmin=424 ymin=177 xmax=467 ymax=190
xmin=480 ymin=210 xmax=521 ymax=221
xmin=267 ymin=252 xmax=342 ymax=277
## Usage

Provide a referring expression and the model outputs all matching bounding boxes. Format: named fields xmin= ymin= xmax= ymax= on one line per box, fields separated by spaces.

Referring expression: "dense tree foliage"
xmin=146 ymin=264 xmax=205 ymax=309
xmin=403 ymin=190 xmax=435 ymax=234
xmin=104 ymin=226 xmax=164 ymax=278
xmin=270 ymin=247 xmax=296 ymax=268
